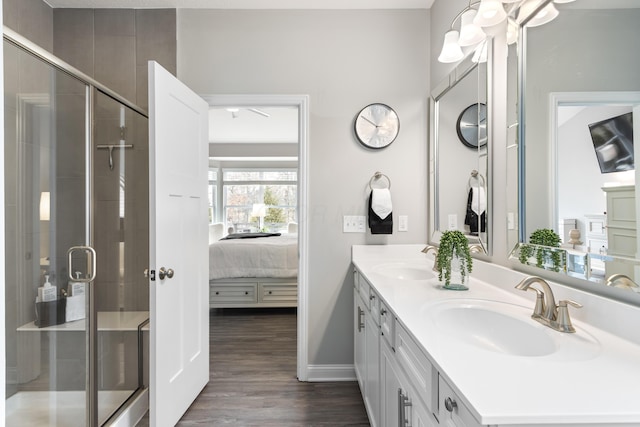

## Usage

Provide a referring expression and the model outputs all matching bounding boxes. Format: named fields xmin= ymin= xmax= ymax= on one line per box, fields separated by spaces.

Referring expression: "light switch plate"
xmin=399 ymin=215 xmax=408 ymax=231
xmin=343 ymin=215 xmax=366 ymax=233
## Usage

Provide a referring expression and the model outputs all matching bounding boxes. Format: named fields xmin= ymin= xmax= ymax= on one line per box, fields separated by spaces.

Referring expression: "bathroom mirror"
xmin=509 ymin=0 xmax=640 ymax=295
xmin=430 ymin=51 xmax=490 ymax=254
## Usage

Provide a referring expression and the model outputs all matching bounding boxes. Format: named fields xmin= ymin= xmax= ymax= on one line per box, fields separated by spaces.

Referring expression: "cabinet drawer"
xmin=210 ymin=284 xmax=257 ymax=304
xmin=259 ymin=283 xmax=297 ymax=303
xmin=438 ymin=375 xmax=482 ymax=427
xmin=379 ymin=300 xmax=395 ymax=349
xmin=395 ymin=322 xmax=437 ymax=413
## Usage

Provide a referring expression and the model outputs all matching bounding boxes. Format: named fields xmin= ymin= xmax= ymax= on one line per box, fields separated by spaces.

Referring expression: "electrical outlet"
xmin=399 ymin=215 xmax=408 ymax=232
xmin=344 ymin=215 xmax=366 ymax=233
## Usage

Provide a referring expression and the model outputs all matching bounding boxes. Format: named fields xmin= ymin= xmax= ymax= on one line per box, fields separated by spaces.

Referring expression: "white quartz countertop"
xmin=352 ymin=244 xmax=640 ymax=425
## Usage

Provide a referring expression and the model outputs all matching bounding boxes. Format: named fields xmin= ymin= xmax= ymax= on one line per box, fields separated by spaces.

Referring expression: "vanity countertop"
xmin=352 ymin=244 xmax=640 ymax=426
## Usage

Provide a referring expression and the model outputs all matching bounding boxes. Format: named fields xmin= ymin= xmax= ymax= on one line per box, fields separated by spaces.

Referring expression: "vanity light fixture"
xmin=438 ymin=0 xmax=567 ymax=64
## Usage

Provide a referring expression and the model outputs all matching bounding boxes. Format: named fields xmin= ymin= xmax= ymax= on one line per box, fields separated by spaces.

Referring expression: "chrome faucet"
xmin=421 ymin=245 xmax=440 ymax=272
xmin=515 ymin=276 xmax=582 ymax=333
xmin=469 ymin=244 xmax=484 ymax=254
xmin=606 ymin=274 xmax=639 ymax=291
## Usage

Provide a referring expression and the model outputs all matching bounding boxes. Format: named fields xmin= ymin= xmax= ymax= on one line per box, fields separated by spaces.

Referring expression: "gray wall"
xmin=3 ymin=0 xmax=53 ymax=52
xmin=178 ymin=9 xmax=429 ymax=367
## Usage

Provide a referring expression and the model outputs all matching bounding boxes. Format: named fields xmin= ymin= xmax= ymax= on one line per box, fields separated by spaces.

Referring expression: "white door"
xmin=148 ymin=61 xmax=209 ymax=426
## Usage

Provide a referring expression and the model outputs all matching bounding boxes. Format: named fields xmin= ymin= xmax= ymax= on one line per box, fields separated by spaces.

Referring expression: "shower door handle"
xmin=67 ymin=246 xmax=97 ymax=282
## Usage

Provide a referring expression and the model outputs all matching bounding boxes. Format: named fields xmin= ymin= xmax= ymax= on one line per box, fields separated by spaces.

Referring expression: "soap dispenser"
xmin=38 ymin=274 xmax=57 ymax=302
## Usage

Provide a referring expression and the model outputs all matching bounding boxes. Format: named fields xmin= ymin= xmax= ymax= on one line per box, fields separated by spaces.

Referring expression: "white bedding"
xmin=209 ymin=233 xmax=298 ymax=280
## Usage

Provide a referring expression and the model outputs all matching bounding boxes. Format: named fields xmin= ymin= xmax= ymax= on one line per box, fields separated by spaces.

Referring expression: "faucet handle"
xmin=555 ymin=299 xmax=582 ymax=333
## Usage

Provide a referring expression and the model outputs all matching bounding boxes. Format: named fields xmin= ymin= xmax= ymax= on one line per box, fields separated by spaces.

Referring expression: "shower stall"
xmin=4 ymin=28 xmax=149 ymax=426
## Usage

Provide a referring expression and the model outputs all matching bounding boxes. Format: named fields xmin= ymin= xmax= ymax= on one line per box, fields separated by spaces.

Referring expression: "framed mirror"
xmin=430 ymin=52 xmax=490 ymax=254
xmin=509 ymin=0 xmax=640 ymax=296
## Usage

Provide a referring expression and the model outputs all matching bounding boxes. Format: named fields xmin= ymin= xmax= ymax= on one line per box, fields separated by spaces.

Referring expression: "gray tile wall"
xmin=3 ymin=0 xmax=54 ymax=52
xmin=53 ymin=8 xmax=177 ymax=111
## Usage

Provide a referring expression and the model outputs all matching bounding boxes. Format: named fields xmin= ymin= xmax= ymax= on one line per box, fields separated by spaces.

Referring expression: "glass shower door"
xmin=4 ymin=40 xmax=91 ymax=426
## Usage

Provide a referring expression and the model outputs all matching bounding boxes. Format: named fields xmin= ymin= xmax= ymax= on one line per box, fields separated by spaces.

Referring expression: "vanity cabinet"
xmin=354 ymin=268 xmax=481 ymax=427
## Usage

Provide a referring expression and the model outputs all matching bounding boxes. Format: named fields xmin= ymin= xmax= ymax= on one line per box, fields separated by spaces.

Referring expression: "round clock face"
xmin=456 ymin=103 xmax=487 ymax=148
xmin=354 ymin=103 xmax=400 ymax=149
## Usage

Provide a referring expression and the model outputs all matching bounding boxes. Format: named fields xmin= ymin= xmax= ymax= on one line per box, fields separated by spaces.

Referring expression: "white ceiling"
xmin=209 ymin=106 xmax=299 ymax=144
xmin=44 ymin=0 xmax=434 ymax=9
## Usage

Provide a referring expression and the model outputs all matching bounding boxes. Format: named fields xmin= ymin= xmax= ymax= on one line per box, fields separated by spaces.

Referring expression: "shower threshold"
xmin=5 ymin=389 xmax=136 ymax=427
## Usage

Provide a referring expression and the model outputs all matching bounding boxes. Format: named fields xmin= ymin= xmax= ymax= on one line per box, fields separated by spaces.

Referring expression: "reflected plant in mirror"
xmin=508 ymin=0 xmax=640 ymax=298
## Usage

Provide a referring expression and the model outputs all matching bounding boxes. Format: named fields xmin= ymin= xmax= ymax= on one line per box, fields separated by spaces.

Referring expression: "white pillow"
xmin=209 ymin=223 xmax=224 ymax=243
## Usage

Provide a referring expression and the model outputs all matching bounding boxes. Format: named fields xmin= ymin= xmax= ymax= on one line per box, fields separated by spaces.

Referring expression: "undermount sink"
xmin=424 ymin=299 xmax=601 ymax=359
xmin=372 ymin=262 xmax=434 ymax=280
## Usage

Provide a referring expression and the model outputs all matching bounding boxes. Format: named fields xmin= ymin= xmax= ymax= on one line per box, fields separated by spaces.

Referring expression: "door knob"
xmin=158 ymin=267 xmax=175 ymax=280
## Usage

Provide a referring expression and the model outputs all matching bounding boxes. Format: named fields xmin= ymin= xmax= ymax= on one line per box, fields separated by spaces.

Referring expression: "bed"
xmin=208 ymin=223 xmax=298 ymax=308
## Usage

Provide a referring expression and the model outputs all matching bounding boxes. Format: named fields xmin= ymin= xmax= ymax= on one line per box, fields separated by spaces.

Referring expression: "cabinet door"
xmin=381 ymin=341 xmax=437 ymax=427
xmin=354 ymin=288 xmax=366 ymax=393
xmin=364 ymin=308 xmax=380 ymax=427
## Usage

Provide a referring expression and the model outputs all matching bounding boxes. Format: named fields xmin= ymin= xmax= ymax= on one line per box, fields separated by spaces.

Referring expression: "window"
xmin=222 ymin=169 xmax=297 ymax=233
xmin=208 ymin=169 xmax=218 ymax=224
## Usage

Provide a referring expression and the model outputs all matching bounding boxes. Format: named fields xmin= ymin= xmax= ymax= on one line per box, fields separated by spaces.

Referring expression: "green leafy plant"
xmin=436 ymin=230 xmax=473 ymax=287
xmin=518 ymin=228 xmax=565 ymax=272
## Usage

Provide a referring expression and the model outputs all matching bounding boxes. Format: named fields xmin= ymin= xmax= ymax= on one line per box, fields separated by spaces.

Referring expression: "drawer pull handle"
xmin=381 ymin=308 xmax=387 ymax=315
xmin=445 ymin=396 xmax=458 ymax=413
xmin=215 ymin=291 xmax=219 ymax=295
xmin=268 ymin=291 xmax=273 ymax=295
xmin=357 ymin=307 xmax=365 ymax=332
xmin=245 ymin=291 xmax=249 ymax=295
xmin=370 ymin=294 xmax=376 ymax=301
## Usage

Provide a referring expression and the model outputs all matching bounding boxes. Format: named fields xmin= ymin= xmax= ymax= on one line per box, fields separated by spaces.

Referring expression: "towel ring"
xmin=468 ymin=170 xmax=485 ymax=188
xmin=369 ymin=171 xmax=391 ymax=190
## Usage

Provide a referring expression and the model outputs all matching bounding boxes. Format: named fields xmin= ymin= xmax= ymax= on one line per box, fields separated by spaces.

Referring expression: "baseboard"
xmin=305 ymin=364 xmax=356 ymax=382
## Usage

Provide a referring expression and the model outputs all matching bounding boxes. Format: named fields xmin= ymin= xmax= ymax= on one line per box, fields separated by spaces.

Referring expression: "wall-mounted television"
xmin=589 ymin=112 xmax=634 ymax=174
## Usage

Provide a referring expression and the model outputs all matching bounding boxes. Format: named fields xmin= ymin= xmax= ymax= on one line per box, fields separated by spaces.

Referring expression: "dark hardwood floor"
xmin=138 ymin=308 xmax=370 ymax=426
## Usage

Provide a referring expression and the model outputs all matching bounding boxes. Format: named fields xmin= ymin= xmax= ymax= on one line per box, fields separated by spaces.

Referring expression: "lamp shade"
xmin=474 ymin=0 xmax=507 ymax=27
xmin=506 ymin=18 xmax=519 ymax=45
xmin=458 ymin=9 xmax=487 ymax=47
xmin=438 ymin=30 xmax=464 ymax=63
xmin=526 ymin=2 xmax=559 ymax=27
xmin=251 ymin=203 xmax=266 ymax=218
xmin=518 ymin=0 xmax=559 ymax=27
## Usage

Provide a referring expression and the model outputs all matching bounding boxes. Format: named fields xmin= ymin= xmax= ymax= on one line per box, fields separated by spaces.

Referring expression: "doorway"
xmin=202 ymin=94 xmax=309 ymax=380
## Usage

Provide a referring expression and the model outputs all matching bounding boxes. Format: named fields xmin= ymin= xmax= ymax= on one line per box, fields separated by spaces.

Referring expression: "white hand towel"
xmin=372 ymin=188 xmax=392 ymax=220
xmin=471 ymin=187 xmax=486 ymax=215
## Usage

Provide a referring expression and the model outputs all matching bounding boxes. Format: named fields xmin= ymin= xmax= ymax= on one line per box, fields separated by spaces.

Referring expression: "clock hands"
xmin=361 ymin=116 xmax=380 ymax=128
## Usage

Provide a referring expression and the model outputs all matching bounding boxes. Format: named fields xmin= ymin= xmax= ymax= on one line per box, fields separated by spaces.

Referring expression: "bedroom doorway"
xmin=201 ymin=94 xmax=309 ymax=381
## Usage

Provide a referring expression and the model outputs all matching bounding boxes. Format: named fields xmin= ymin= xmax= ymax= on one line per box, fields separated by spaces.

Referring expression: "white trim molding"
xmin=305 ymin=364 xmax=357 ymax=382
xmin=200 ymin=94 xmax=310 ymax=382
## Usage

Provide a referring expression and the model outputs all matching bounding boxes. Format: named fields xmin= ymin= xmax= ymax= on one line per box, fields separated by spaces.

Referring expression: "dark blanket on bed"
xmin=221 ymin=232 xmax=282 ymax=240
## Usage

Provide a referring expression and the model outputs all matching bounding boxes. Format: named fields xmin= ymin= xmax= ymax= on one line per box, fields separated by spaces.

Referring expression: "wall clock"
xmin=354 ymin=103 xmax=400 ymax=149
xmin=456 ymin=103 xmax=487 ymax=148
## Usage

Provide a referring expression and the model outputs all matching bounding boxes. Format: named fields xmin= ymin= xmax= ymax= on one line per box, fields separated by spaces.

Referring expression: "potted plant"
xmin=518 ymin=228 xmax=565 ymax=272
xmin=436 ymin=230 xmax=473 ymax=290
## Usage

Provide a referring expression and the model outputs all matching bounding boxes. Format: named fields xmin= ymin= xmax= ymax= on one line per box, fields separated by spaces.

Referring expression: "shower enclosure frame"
xmin=3 ymin=26 xmax=149 ymax=427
